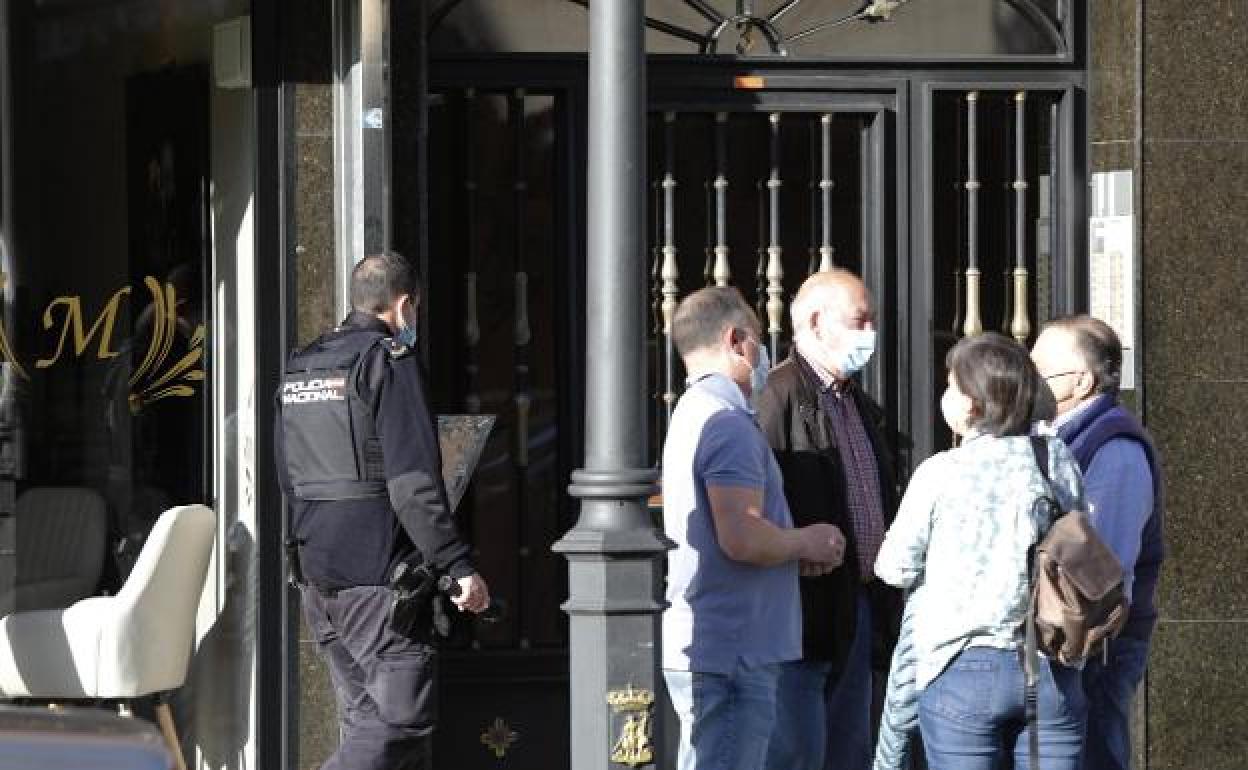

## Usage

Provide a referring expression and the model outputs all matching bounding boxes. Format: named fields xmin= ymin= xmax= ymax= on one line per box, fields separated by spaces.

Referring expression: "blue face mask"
xmin=831 ymin=328 xmax=876 ymax=376
xmin=396 ymin=323 xmax=418 ymax=349
xmin=750 ymin=343 xmax=771 ymax=396
xmin=395 ymin=298 xmax=419 ymax=349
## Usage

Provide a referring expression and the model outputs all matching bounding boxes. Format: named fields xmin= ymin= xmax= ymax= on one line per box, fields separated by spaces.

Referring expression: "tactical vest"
xmin=280 ymin=328 xmax=388 ymax=501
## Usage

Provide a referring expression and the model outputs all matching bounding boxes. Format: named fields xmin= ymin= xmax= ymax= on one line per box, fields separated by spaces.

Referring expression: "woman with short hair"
xmin=875 ymin=332 xmax=1087 ymax=770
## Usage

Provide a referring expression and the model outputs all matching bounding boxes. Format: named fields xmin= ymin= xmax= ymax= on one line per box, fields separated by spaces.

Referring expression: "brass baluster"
xmin=712 ymin=112 xmax=732 ymax=287
xmin=1002 ymin=95 xmax=1014 ymax=335
xmin=1045 ymin=98 xmax=1060 ymax=324
xmin=1011 ymin=91 xmax=1031 ymax=344
xmin=962 ymin=91 xmax=983 ymax=338
xmin=661 ymin=112 xmax=680 ymax=432
xmin=650 ymin=174 xmax=664 ymax=449
xmin=819 ymin=113 xmax=835 ymax=273
xmin=765 ymin=112 xmax=785 ymax=359
xmin=953 ymin=97 xmax=965 ymax=336
xmin=806 ymin=119 xmax=819 ymax=278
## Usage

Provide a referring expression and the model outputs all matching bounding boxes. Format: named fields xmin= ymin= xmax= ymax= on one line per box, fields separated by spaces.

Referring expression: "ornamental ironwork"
xmin=430 ymin=0 xmax=1071 ymax=57
xmin=570 ymin=0 xmax=912 ymax=55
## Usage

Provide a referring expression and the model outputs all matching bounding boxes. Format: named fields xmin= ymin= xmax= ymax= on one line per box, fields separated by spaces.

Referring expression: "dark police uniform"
xmin=275 ymin=311 xmax=473 ymax=770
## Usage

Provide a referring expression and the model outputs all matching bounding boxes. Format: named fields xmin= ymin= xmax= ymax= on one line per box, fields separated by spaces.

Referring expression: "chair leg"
xmin=154 ymin=699 xmax=189 ymax=770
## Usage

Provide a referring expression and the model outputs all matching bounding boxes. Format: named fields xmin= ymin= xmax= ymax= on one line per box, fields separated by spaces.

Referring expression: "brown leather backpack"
xmin=1024 ymin=437 xmax=1129 ymax=766
xmin=1026 ymin=436 xmax=1128 ymax=667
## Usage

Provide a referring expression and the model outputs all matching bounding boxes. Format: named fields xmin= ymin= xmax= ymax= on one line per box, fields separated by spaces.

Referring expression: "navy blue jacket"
xmin=1058 ymin=394 xmax=1164 ymax=642
xmin=275 ymin=312 xmax=473 ymax=589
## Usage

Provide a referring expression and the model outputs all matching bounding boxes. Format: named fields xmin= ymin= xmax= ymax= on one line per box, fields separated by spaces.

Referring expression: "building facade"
xmin=0 ymin=1 xmax=1243 ymax=769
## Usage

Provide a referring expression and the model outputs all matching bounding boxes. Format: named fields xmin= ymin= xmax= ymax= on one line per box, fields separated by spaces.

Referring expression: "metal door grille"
xmin=646 ymin=109 xmax=869 ymax=456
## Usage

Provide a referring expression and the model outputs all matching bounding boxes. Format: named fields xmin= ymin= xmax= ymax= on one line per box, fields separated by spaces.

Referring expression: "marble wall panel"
xmin=1090 ymin=0 xmax=1136 ymax=143
xmin=1142 ymin=2 xmax=1248 ymax=140
xmin=1141 ymin=379 xmax=1248 ymax=621
xmin=293 ymin=126 xmax=337 ymax=348
xmin=298 ymin=639 xmax=340 ymax=770
xmin=1145 ymin=621 xmax=1248 ymax=769
xmin=1140 ymin=141 xmax=1248 ymax=383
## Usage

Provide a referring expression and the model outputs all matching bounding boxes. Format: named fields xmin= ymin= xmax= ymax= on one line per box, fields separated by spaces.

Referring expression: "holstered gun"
xmin=387 ymin=556 xmax=440 ymax=637
xmin=284 ymin=537 xmax=306 ymax=588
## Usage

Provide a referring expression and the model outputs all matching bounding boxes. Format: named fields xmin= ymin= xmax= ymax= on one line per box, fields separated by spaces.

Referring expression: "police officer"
xmin=276 ymin=251 xmax=489 ymax=770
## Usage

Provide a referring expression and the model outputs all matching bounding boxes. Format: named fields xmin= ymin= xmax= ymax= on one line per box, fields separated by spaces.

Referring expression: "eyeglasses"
xmin=1042 ymin=370 xmax=1084 ymax=382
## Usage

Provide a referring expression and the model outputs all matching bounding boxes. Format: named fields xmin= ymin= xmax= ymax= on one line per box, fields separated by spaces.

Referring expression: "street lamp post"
xmin=553 ymin=1 xmax=670 ymax=768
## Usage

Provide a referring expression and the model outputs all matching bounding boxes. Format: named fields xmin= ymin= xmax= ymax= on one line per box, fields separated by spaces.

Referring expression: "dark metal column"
xmin=554 ymin=0 xmax=669 ymax=767
xmin=0 ymin=0 xmax=15 ymax=622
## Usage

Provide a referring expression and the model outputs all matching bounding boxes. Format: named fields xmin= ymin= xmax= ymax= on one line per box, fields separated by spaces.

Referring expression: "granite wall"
xmin=280 ymin=1 xmax=339 ymax=768
xmin=1092 ymin=1 xmax=1248 ymax=768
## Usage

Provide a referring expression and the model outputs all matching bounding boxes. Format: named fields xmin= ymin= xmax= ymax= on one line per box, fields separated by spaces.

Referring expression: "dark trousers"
xmin=301 ymin=584 xmax=437 ymax=770
xmin=1080 ymin=637 xmax=1149 ymax=770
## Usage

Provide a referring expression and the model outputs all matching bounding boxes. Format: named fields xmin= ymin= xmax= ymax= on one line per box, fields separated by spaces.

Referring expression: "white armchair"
xmin=0 ymin=504 xmax=216 ymax=770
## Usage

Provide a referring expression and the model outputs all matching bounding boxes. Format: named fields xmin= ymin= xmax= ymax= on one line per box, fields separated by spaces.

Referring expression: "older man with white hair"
xmin=757 ymin=269 xmax=903 ymax=770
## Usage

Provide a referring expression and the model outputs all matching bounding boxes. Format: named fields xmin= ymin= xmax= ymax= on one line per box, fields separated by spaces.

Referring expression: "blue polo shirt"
xmin=661 ymin=373 xmax=802 ymax=674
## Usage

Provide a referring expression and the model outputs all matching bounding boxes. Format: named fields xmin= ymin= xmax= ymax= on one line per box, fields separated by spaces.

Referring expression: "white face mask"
xmin=828 ymin=328 xmax=876 ymax=377
xmin=940 ymin=385 xmax=972 ymax=436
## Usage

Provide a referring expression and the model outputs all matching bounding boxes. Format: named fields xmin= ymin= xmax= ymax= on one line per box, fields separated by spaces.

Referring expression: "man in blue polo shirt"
xmin=662 ymin=286 xmax=847 ymax=770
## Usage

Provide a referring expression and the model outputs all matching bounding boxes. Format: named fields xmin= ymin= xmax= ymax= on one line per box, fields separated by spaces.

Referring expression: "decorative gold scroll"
xmin=36 ymin=287 xmax=132 ymax=368
xmin=0 ymin=274 xmax=204 ymax=412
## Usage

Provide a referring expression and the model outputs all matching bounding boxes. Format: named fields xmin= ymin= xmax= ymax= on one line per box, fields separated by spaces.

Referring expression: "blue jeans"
xmin=664 ymin=662 xmax=782 ymax=770
xmin=765 ymin=660 xmax=835 ymax=770
xmin=766 ymin=590 xmax=874 ymax=770
xmin=919 ymin=647 xmax=1086 ymax=770
xmin=1080 ymin=637 xmax=1149 ymax=770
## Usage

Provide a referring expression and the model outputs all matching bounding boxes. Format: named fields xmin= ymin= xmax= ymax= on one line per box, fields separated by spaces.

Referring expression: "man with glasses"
xmin=1031 ymin=315 xmax=1165 ymax=770
xmin=661 ymin=286 xmax=846 ymax=770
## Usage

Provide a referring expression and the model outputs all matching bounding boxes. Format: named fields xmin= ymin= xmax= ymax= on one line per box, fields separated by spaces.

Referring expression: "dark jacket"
xmin=755 ymin=352 xmax=904 ymax=674
xmin=275 ymin=312 xmax=473 ymax=589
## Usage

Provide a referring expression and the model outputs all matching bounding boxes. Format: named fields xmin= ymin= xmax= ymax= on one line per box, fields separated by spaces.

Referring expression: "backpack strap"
xmin=1029 ymin=435 xmax=1056 ymax=503
xmin=1025 ymin=436 xmax=1051 ymax=770
xmin=1025 ymin=597 xmax=1040 ymax=769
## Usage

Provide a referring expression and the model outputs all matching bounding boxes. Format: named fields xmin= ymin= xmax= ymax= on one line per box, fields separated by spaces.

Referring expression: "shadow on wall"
xmin=181 ymin=520 xmax=255 ymax=770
